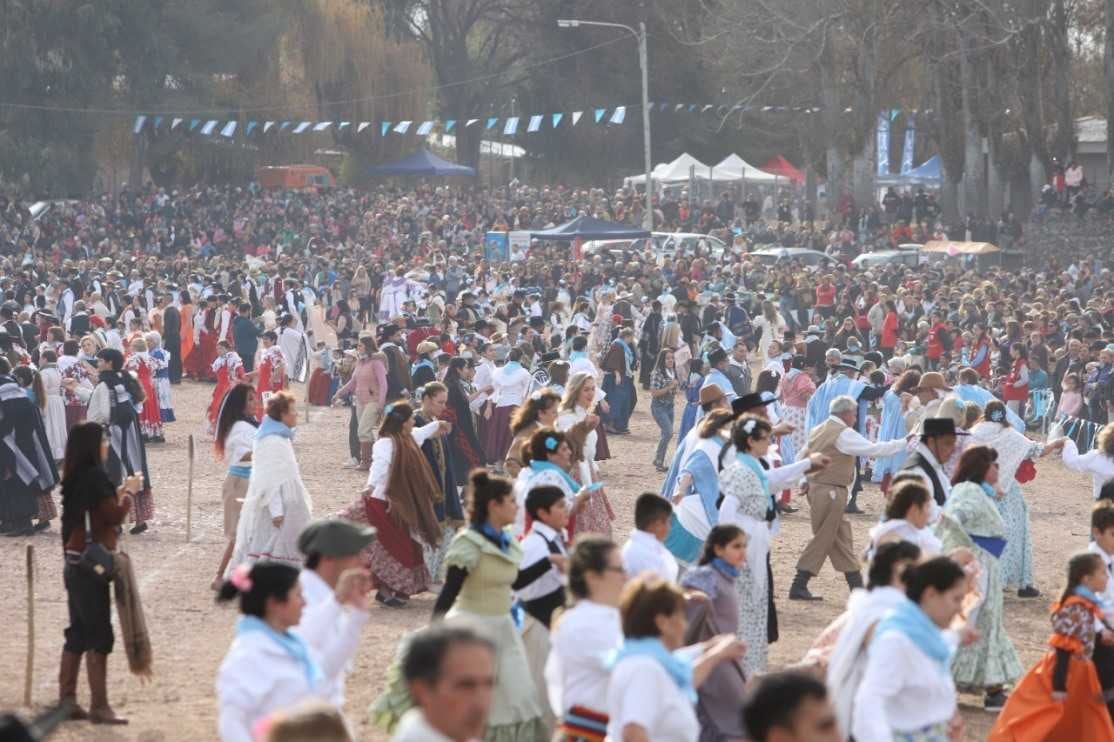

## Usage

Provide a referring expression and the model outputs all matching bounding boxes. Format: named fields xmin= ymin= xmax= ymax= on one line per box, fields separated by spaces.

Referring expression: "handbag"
xmin=78 ymin=507 xmax=115 ymax=585
xmin=1015 ymin=458 xmax=1037 ymax=484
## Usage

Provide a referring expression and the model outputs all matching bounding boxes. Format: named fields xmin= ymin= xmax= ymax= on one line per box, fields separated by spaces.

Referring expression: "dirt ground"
xmin=0 ymin=379 xmax=1097 ymax=741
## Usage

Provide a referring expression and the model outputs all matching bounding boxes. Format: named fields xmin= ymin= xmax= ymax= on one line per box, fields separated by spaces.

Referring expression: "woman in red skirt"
xmin=339 ymin=401 xmax=447 ymax=607
xmin=254 ymin=331 xmax=287 ymax=418
xmin=126 ymin=337 xmax=164 ymax=443
xmin=207 ymin=341 xmax=245 ymax=436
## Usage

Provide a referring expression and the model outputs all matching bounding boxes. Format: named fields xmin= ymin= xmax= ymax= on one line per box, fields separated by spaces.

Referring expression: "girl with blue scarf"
xmin=607 ymin=575 xmax=745 ymax=742
xmin=851 ymin=557 xmax=967 ymax=742
xmin=216 ymin=561 xmax=327 ymax=742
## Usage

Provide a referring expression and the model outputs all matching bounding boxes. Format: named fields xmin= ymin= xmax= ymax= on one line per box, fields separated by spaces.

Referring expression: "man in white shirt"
xmin=392 ymin=625 xmax=497 ymax=742
xmin=621 ymin=494 xmax=679 ymax=582
xmin=294 ymin=520 xmax=374 ymax=707
xmin=792 ymin=396 xmax=910 ymax=600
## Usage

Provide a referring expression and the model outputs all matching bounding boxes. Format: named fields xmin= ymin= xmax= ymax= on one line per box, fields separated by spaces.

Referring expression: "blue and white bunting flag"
xmin=609 ymin=106 xmax=626 ymax=124
xmin=417 ymin=120 xmax=434 ymax=135
xmin=552 ymin=113 xmax=563 ymax=127
xmin=503 ymin=117 xmax=519 ymax=135
xmin=133 ymin=115 xmax=147 ymax=134
xmin=527 ymin=115 xmax=542 ymax=132
xmin=220 ymin=121 xmax=237 ymax=137
xmin=394 ymin=120 xmax=411 ymax=134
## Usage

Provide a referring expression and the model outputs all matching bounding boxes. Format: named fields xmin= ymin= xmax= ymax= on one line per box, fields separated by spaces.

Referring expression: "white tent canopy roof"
xmin=626 ymin=152 xmax=712 ymax=185
xmin=712 ymin=154 xmax=780 ymax=183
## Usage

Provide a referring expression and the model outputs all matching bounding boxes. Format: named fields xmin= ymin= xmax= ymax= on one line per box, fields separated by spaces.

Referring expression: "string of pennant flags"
xmin=132 ymin=104 xmax=939 ymax=138
xmin=1055 ymin=413 xmax=1102 ymax=452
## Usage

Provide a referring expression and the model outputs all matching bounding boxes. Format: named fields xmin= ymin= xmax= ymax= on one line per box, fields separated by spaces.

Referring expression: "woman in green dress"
xmin=935 ymin=444 xmax=1023 ymax=711
xmin=430 ymin=468 xmax=546 ymax=741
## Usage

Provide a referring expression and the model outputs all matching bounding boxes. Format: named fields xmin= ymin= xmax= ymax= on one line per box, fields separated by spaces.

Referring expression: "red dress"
xmin=255 ymin=346 xmax=287 ymax=418
xmin=197 ymin=309 xmax=220 ymax=382
xmin=126 ymin=352 xmax=163 ymax=441
xmin=1002 ymin=357 xmax=1029 ymax=402
xmin=207 ymin=352 xmax=245 ymax=433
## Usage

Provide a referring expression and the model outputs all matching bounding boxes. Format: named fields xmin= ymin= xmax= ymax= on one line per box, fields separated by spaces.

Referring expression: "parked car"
xmin=851 ymin=249 xmax=923 ymax=269
xmin=748 ymin=247 xmax=838 ymax=268
xmin=652 ymin=232 xmax=727 ymax=261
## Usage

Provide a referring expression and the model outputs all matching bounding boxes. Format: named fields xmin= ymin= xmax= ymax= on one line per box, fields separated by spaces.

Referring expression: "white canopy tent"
xmin=626 ymin=152 xmax=713 ymax=186
xmin=712 ymin=154 xmax=780 ymax=183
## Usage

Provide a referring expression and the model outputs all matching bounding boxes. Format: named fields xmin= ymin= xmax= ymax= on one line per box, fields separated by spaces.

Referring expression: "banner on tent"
xmin=901 ymin=120 xmax=915 ymax=175
xmin=876 ymin=113 xmax=890 ymax=176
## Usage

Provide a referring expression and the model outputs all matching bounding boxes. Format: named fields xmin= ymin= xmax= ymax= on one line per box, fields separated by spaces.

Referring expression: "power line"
xmin=0 ymin=36 xmax=632 ymax=117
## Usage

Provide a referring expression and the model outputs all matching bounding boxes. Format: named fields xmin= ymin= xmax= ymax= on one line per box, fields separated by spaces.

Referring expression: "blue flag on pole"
xmin=551 ymin=113 xmax=563 ymax=127
xmin=503 ymin=117 xmax=519 ymax=135
xmin=900 ymin=118 xmax=916 ymax=174
xmin=594 ymin=108 xmax=606 ymax=123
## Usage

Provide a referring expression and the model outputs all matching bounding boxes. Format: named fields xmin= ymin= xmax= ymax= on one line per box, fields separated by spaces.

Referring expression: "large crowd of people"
xmin=5 ymin=177 xmax=1114 ymax=741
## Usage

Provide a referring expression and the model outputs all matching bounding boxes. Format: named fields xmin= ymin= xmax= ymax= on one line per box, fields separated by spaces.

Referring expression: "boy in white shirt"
xmin=1088 ymin=501 xmax=1114 ymax=718
xmin=621 ymin=493 xmax=679 ymax=582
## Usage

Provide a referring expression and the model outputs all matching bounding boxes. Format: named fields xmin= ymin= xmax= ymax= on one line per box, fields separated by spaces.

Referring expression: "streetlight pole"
xmin=558 ymin=18 xmax=653 ymax=230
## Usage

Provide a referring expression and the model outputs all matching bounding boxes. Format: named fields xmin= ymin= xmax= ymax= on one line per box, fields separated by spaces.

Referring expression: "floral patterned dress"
xmin=935 ymin=482 xmax=1023 ymax=691
xmin=717 ymin=459 xmax=775 ymax=676
xmin=969 ymin=421 xmax=1042 ymax=589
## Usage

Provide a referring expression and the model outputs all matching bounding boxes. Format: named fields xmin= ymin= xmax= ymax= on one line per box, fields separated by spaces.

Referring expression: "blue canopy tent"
xmin=530 ymin=215 xmax=650 ymax=242
xmin=877 ymin=155 xmax=942 ymax=186
xmin=367 ymin=149 xmax=477 ymax=176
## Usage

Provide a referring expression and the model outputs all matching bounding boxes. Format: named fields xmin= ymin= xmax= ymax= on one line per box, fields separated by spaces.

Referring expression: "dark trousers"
xmin=237 ymin=346 xmax=256 ymax=373
xmin=348 ymin=404 xmax=360 ymax=459
xmin=63 ymin=563 xmax=114 ymax=654
xmin=1094 ymin=640 xmax=1114 ymax=719
xmin=165 ymin=334 xmax=182 ymax=383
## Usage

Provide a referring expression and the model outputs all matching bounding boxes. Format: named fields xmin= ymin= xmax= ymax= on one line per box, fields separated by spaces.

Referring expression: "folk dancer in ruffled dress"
xmin=935 ymin=445 xmax=1023 ymax=710
xmin=207 ymin=341 xmax=246 ymax=437
xmin=145 ymin=331 xmax=175 ymax=423
xmin=970 ymin=400 xmax=1065 ymax=597
xmin=58 ymin=339 xmax=95 ymax=430
xmin=255 ymin=331 xmax=287 ymax=418
xmin=126 ymin=337 xmax=164 ymax=443
xmin=340 ymin=401 xmax=446 ymax=607
xmin=37 ymin=349 xmax=69 ymax=462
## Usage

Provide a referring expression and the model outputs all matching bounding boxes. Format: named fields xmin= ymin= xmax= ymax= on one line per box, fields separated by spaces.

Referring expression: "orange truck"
xmin=255 ymin=165 xmax=335 ymax=190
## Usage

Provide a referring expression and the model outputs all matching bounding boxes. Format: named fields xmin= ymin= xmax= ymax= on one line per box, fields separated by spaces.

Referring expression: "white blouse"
xmin=366 ymin=422 xmax=442 ymax=501
xmin=545 ymin=600 xmax=623 ymax=716
xmin=224 ymin=421 xmax=257 ymax=469
xmin=1061 ymin=438 xmax=1114 ymax=500
xmin=851 ymin=629 xmax=958 ymax=742
xmin=606 ymin=655 xmax=700 ymax=742
xmin=492 ymin=363 xmax=533 ymax=407
xmin=558 ymin=405 xmax=599 ymax=485
xmin=216 ymin=630 xmax=328 ymax=742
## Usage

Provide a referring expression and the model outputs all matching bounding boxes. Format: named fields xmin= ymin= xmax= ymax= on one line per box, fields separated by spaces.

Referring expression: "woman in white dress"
xmin=488 ymin=348 xmax=533 ymax=466
xmin=969 ymin=400 xmax=1064 ymax=596
xmin=557 ymin=372 xmax=614 ymax=537
xmin=717 ymin=415 xmax=778 ymax=677
xmin=545 ymin=536 xmax=626 ymax=740
xmin=751 ymin=301 xmax=788 ymax=369
xmin=37 ymin=349 xmax=69 ymax=462
xmin=228 ymin=391 xmax=313 ymax=572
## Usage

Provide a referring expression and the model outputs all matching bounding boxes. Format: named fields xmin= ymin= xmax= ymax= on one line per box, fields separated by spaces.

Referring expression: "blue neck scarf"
xmin=608 ymin=638 xmax=696 ymax=702
xmin=712 ymin=557 xmax=740 ymax=579
xmin=735 ymin=452 xmax=770 ymax=494
xmin=529 ymin=460 xmax=582 ymax=494
xmin=256 ymin=415 xmax=295 ymax=441
xmin=979 ymin=482 xmax=997 ymax=500
xmin=1076 ymin=585 xmax=1106 ymax=608
xmin=875 ymin=598 xmax=953 ymax=671
xmin=236 ymin=615 xmax=321 ymax=688
xmin=475 ymin=522 xmax=510 ymax=552
xmin=569 ymin=351 xmax=588 ymax=362
xmin=614 ymin=339 xmax=634 ymax=376
xmin=504 ymin=361 xmax=523 ymax=372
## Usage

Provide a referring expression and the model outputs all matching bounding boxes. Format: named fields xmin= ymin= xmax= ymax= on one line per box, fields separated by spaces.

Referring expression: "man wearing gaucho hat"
xmin=900 ymin=417 xmax=967 ymax=507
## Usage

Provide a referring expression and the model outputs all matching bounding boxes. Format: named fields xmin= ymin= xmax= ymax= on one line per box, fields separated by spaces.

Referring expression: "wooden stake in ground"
xmin=186 ymin=433 xmax=195 ymax=543
xmin=24 ymin=543 xmax=34 ymax=707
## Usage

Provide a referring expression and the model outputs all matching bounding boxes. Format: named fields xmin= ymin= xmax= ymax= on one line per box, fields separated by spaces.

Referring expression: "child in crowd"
xmin=1089 ymin=502 xmax=1114 ymax=719
xmin=989 ymin=551 xmax=1114 ymax=740
xmin=516 ymin=485 xmax=571 ymax=735
xmin=620 ymin=493 xmax=678 ymax=582
xmin=1058 ymin=373 xmax=1083 ymax=419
